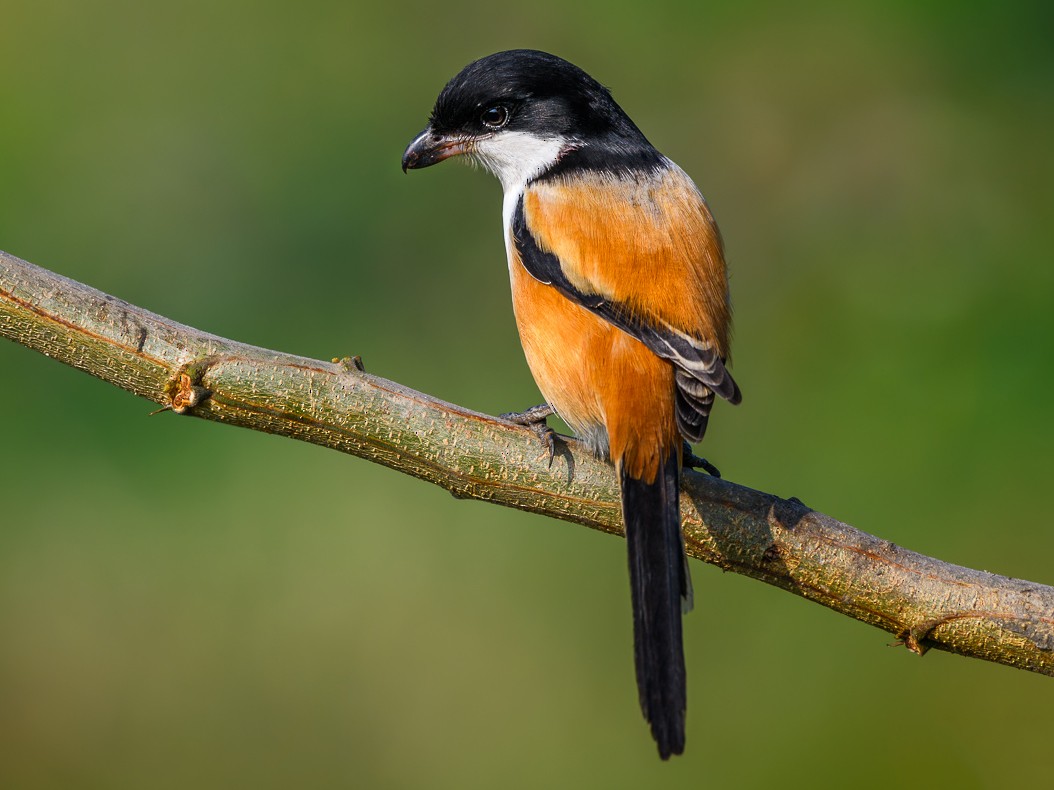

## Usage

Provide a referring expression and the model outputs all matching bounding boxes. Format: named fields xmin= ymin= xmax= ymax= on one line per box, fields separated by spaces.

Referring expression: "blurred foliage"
xmin=1 ymin=1 xmax=1052 ymax=787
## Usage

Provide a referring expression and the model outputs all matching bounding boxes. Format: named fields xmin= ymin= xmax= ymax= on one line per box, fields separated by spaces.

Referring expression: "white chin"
xmin=470 ymin=131 xmax=570 ymax=191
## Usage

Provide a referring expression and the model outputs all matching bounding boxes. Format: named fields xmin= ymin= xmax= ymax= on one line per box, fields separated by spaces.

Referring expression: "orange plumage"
xmin=402 ymin=48 xmax=740 ymax=759
xmin=511 ymin=166 xmax=730 ymax=482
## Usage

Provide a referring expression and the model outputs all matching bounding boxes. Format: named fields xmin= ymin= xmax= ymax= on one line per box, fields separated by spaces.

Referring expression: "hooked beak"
xmin=401 ymin=128 xmax=472 ymax=172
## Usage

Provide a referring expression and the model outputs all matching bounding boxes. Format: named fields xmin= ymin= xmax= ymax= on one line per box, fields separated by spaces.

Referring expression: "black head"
xmin=429 ymin=49 xmax=643 ymax=141
xmin=402 ymin=50 xmax=658 ymax=181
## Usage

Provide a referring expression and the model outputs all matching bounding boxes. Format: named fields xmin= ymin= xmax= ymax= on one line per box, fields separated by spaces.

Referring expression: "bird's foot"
xmin=501 ymin=403 xmax=559 ymax=468
xmin=683 ymin=442 xmax=721 ymax=478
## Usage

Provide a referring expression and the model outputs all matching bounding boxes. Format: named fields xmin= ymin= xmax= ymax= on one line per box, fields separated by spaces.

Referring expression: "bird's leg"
xmin=501 ymin=403 xmax=559 ymax=468
xmin=682 ymin=441 xmax=721 ymax=478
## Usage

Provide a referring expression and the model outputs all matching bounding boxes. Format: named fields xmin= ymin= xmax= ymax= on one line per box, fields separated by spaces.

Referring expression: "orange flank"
xmin=509 ymin=245 xmax=678 ymax=484
xmin=521 ymin=166 xmax=732 ymax=361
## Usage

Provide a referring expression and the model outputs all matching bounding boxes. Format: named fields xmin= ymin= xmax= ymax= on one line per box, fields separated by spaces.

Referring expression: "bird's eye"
xmin=480 ymin=105 xmax=510 ymax=129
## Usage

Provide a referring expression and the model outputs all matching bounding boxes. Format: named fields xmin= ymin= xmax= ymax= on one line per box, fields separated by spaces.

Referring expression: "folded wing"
xmin=512 ymin=171 xmax=740 ymax=442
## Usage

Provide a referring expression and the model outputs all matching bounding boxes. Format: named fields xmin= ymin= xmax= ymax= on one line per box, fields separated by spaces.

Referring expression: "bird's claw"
xmin=683 ymin=442 xmax=721 ymax=478
xmin=502 ymin=404 xmax=559 ymax=468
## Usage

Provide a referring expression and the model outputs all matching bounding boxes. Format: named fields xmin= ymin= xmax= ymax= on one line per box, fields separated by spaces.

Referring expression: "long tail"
xmin=619 ymin=447 xmax=688 ymax=759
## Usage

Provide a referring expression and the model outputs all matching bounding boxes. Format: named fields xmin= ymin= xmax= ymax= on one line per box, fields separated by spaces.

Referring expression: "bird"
xmin=401 ymin=49 xmax=740 ymax=759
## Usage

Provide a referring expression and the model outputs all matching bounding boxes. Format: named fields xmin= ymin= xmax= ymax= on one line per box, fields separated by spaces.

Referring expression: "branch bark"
xmin=2 ymin=248 xmax=1052 ymax=675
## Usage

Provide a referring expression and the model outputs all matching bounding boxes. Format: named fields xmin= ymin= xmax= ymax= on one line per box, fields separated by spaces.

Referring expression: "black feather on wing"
xmin=511 ymin=194 xmax=740 ymax=441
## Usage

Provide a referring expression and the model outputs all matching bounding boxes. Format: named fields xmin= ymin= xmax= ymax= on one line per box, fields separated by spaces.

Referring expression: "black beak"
xmin=401 ymin=128 xmax=471 ymax=173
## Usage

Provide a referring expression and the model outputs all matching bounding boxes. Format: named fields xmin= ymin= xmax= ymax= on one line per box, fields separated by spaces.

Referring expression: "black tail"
xmin=619 ymin=448 xmax=688 ymax=759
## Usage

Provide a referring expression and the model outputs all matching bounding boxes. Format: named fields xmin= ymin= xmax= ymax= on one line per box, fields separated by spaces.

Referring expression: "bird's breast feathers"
xmin=507 ymin=162 xmax=732 ymax=357
xmin=504 ymin=159 xmax=740 ymax=447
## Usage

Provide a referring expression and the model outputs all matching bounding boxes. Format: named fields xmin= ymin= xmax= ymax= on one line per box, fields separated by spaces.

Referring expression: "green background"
xmin=2 ymin=2 xmax=1052 ymax=787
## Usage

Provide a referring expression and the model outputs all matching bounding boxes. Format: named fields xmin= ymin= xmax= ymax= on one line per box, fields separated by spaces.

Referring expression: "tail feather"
xmin=619 ymin=449 xmax=688 ymax=759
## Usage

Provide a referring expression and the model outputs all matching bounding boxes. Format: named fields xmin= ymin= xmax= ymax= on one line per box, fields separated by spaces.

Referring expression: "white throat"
xmin=469 ymin=131 xmax=571 ymax=249
xmin=471 ymin=131 xmax=569 ymax=194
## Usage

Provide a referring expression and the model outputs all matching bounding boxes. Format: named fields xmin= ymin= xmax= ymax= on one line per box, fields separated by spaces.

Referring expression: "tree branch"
xmin=2 ymin=248 xmax=1052 ymax=675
